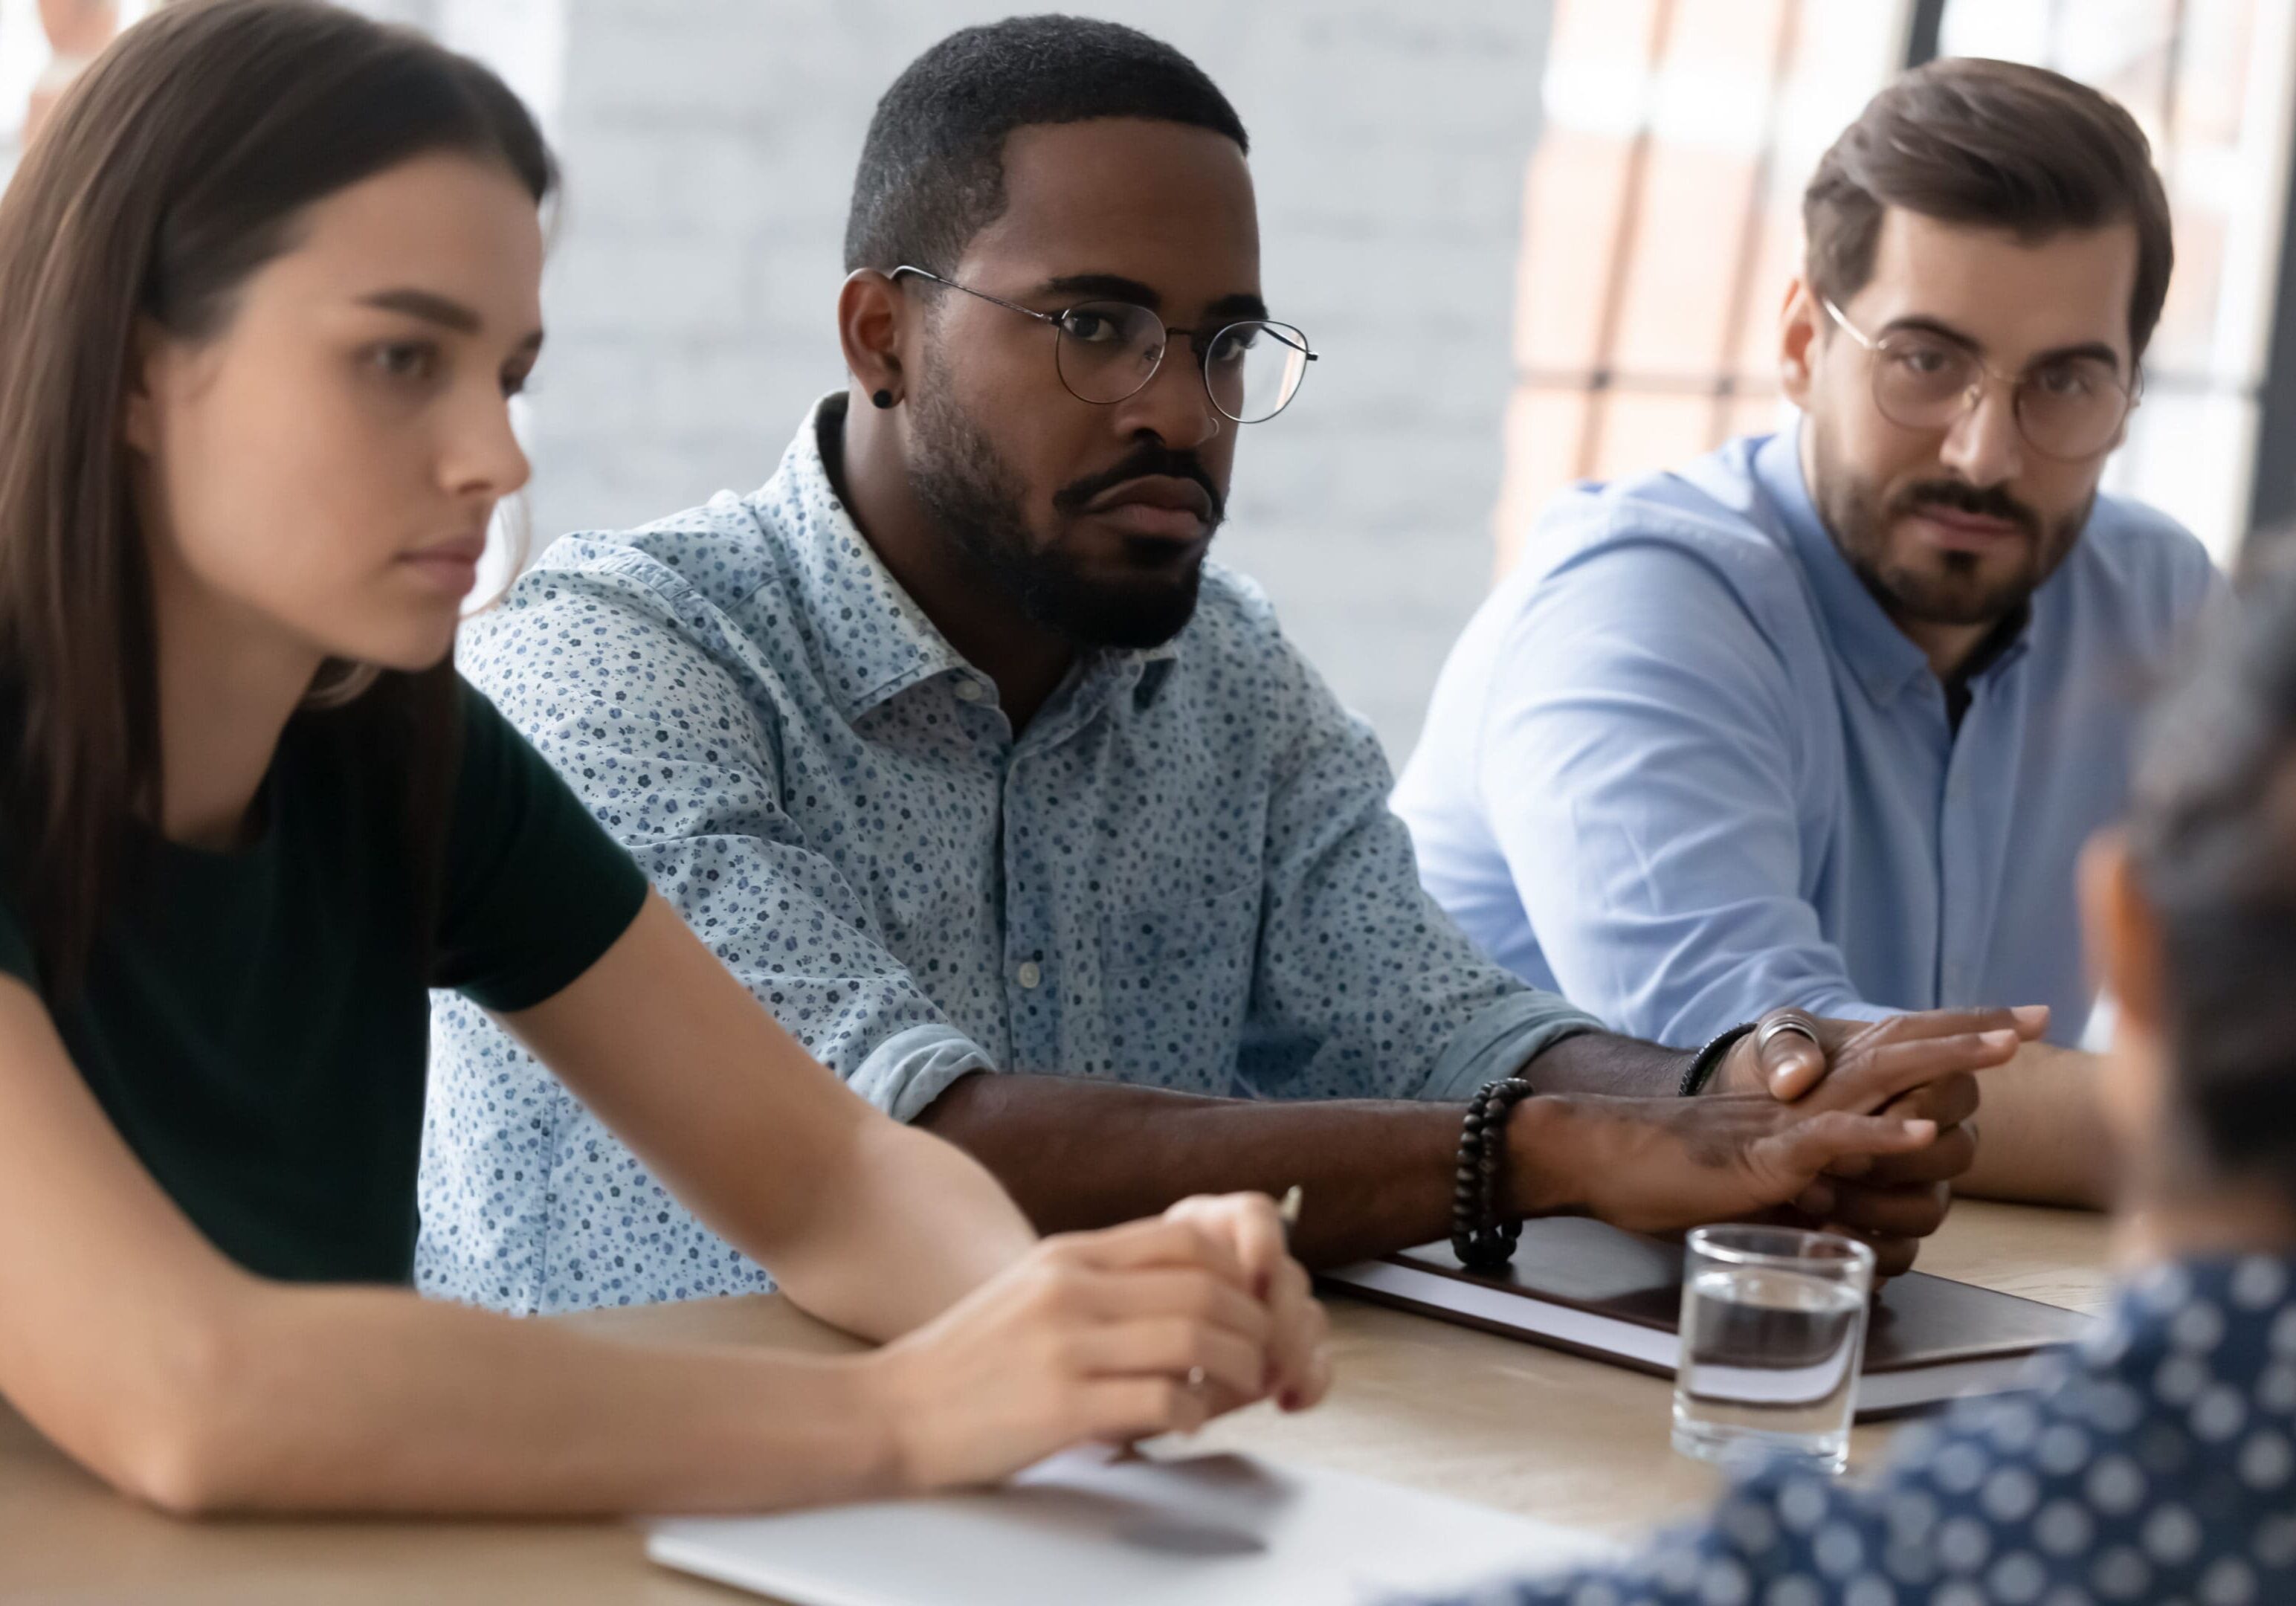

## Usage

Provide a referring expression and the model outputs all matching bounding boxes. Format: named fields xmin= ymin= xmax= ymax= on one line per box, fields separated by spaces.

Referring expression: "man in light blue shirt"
xmin=419 ymin=19 xmax=2019 ymax=1313
xmin=1405 ymin=491 xmax=2296 ymax=1606
xmin=1398 ymin=59 xmax=2217 ymax=1207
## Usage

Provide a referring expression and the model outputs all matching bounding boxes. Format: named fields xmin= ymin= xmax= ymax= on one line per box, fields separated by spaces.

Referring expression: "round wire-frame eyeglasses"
xmin=890 ymin=264 xmax=1317 ymax=425
xmin=1820 ymin=297 xmax=2138 ymax=463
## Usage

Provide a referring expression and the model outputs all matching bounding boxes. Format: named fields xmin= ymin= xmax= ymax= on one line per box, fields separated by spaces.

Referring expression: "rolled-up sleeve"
xmin=850 ymin=1022 xmax=996 ymax=1124
xmin=459 ymin=559 xmax=995 ymax=1119
xmin=1242 ymin=630 xmax=1601 ymax=1102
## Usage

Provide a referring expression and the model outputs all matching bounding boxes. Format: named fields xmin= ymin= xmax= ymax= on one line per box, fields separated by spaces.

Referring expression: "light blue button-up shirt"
xmin=418 ymin=398 xmax=1599 ymax=1312
xmin=1394 ymin=426 xmax=2216 ymax=1050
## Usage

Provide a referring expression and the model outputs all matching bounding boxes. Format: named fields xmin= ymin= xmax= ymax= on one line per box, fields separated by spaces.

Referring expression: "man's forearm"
xmin=915 ymin=1071 xmax=1471 ymax=1266
xmin=1951 ymin=1042 xmax=2113 ymax=1207
xmin=915 ymin=1010 xmax=2016 ymax=1271
xmin=1517 ymin=1028 xmax=1693 ymax=1097
xmin=914 ymin=1031 xmax=1691 ymax=1267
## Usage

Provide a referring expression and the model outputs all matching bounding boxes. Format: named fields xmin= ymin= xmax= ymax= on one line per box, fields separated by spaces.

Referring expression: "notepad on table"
xmin=1320 ymin=1216 xmax=2089 ymax=1418
xmin=648 ymin=1445 xmax=1623 ymax=1605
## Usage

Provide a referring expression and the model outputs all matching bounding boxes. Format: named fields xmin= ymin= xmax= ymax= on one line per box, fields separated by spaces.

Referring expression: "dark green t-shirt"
xmin=0 ymin=678 xmax=648 ymax=1284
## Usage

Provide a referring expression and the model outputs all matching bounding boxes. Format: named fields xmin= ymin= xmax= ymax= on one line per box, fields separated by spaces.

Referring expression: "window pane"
xmin=1495 ymin=387 xmax=1596 ymax=573
xmin=1607 ymin=0 xmax=1785 ymax=375
xmin=2109 ymin=388 xmax=2257 ymax=564
xmin=1515 ymin=126 xmax=1640 ymax=376
xmin=1497 ymin=0 xmax=1912 ymax=573
xmin=1938 ymin=0 xmax=2292 ymax=558
xmin=1586 ymin=391 xmax=1719 ymax=485
xmin=0 ymin=3 xmax=42 ymax=164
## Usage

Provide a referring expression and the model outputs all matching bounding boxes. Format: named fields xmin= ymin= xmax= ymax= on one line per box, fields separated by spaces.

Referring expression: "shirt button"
xmin=954 ymin=678 xmax=984 ymax=703
xmin=1016 ymin=961 xmax=1042 ymax=990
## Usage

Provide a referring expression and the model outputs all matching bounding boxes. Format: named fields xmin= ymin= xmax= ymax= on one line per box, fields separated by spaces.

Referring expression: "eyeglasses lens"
xmin=1054 ymin=302 xmax=1167 ymax=405
xmin=1871 ymin=335 xmax=2126 ymax=459
xmin=1207 ymin=322 xmax=1312 ymax=425
xmin=1052 ymin=303 xmax=1312 ymax=423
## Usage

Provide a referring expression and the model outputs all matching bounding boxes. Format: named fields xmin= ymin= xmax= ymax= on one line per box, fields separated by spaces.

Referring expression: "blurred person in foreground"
xmin=1407 ymin=557 xmax=2296 ymax=1606
xmin=418 ymin=17 xmax=2031 ymax=1314
xmin=1399 ymin=59 xmax=2220 ymax=1208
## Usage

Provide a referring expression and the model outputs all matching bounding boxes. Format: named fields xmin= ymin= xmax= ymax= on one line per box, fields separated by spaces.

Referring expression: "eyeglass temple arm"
xmin=1819 ymin=297 xmax=1876 ymax=351
xmin=889 ymin=265 xmax=1058 ymax=328
xmin=894 ymin=265 xmax=1319 ymax=367
xmin=1196 ymin=324 xmax=1318 ymax=359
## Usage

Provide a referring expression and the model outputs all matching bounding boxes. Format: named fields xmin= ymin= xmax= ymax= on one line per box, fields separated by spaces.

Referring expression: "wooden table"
xmin=0 ymin=1203 xmax=2112 ymax=1604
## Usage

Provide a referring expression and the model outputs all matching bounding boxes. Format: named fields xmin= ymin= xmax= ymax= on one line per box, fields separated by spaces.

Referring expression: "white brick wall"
xmin=0 ymin=2 xmax=1545 ymax=749
xmin=483 ymin=1 xmax=1553 ymax=755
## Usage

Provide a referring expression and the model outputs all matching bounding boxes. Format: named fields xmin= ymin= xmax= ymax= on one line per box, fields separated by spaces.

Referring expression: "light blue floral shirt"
xmin=417 ymin=397 xmax=1598 ymax=1312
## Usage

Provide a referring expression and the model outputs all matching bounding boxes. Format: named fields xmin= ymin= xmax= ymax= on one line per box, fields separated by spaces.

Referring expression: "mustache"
xmin=1051 ymin=445 xmax=1225 ymax=523
xmin=1888 ymin=478 xmax=2042 ymax=540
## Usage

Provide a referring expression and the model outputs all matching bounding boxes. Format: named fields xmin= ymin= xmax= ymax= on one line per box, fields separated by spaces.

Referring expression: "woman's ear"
xmin=2080 ymin=828 xmax=2165 ymax=1034
xmin=121 ymin=317 xmax=168 ymax=457
xmin=2080 ymin=827 xmax=2174 ymax=1162
xmin=836 ymin=269 xmax=906 ymax=410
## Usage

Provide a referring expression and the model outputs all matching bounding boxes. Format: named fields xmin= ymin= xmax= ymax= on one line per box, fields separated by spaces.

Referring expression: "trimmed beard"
xmin=1807 ymin=420 xmax=2087 ymax=628
xmin=906 ymin=373 xmax=1212 ymax=651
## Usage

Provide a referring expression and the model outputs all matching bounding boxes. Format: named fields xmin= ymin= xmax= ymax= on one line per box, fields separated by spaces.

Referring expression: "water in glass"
xmin=1671 ymin=1228 xmax=1873 ymax=1474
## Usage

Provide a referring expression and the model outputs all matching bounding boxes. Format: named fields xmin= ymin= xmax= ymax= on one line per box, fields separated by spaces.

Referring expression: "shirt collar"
xmin=1752 ymin=424 xmax=2034 ymax=708
xmin=1955 ymin=603 xmax=2034 ymax=688
xmin=757 ymin=394 xmax=1178 ymax=726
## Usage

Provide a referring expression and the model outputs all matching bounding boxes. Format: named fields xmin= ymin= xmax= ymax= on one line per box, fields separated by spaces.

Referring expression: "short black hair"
xmin=843 ymin=15 xmax=1248 ymax=274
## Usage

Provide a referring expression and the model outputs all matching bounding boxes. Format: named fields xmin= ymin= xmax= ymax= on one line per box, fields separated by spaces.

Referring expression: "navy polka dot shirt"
xmin=1408 ymin=1253 xmax=2296 ymax=1606
xmin=417 ymin=397 xmax=1598 ymax=1312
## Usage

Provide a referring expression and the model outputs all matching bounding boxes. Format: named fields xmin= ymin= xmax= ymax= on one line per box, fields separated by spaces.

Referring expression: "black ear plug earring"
xmin=871 ymin=389 xmax=894 ymax=410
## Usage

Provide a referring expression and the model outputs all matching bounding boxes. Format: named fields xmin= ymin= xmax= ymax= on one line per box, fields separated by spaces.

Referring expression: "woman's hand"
xmin=1160 ymin=1193 xmax=1332 ymax=1413
xmin=860 ymin=1196 xmax=1330 ymax=1494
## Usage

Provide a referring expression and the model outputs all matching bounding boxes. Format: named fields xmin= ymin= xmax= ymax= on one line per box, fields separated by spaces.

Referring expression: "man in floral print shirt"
xmin=419 ymin=17 xmax=2028 ymax=1313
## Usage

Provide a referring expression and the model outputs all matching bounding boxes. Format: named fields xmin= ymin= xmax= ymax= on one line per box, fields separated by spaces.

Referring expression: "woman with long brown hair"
xmin=0 ymin=0 xmax=1326 ymax=1515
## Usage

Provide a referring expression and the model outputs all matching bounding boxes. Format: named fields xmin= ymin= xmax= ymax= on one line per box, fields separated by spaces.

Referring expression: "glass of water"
xmin=1672 ymin=1225 xmax=1876 ymax=1474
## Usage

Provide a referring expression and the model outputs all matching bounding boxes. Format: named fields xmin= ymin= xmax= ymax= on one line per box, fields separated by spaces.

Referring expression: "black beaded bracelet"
xmin=1451 ymin=1077 xmax=1538 ymax=1270
xmin=1678 ymin=1021 xmax=1758 ymax=1097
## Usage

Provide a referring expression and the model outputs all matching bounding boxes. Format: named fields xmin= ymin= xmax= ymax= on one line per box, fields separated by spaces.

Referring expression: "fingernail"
xmin=1982 ymin=1029 xmax=2019 ymax=1048
xmin=2012 ymin=1005 xmax=2049 ymax=1028
xmin=1903 ymin=1119 xmax=1937 ymax=1139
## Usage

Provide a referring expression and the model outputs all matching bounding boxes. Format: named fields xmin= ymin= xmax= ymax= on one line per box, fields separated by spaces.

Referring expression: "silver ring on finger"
xmin=1755 ymin=1008 xmax=1822 ymax=1056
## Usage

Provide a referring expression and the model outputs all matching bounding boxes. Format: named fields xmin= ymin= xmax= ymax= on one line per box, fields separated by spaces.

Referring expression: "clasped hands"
xmin=1518 ymin=1004 xmax=2048 ymax=1277
xmin=1723 ymin=1004 xmax=2045 ymax=1274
